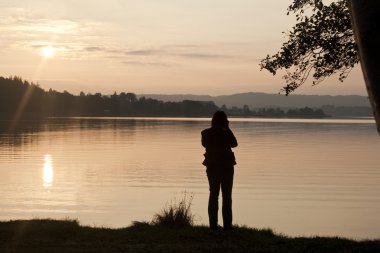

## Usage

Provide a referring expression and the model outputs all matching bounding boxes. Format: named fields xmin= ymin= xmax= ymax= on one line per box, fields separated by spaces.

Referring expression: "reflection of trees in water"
xmin=0 ymin=118 xmax=141 ymax=147
xmin=0 ymin=120 xmax=43 ymax=146
xmin=0 ymin=116 xmax=207 ymax=148
xmin=0 ymin=133 xmax=39 ymax=147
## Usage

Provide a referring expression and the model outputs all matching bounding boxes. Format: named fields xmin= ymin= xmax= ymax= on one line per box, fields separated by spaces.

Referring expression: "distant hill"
xmin=140 ymin=92 xmax=371 ymax=108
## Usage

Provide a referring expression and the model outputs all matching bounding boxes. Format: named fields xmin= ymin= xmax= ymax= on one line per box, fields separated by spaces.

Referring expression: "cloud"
xmin=111 ymin=44 xmax=253 ymax=68
xmin=84 ymin=46 xmax=104 ymax=52
xmin=125 ymin=49 xmax=164 ymax=56
xmin=0 ymin=9 xmax=80 ymax=35
xmin=122 ymin=45 xmax=236 ymax=61
xmin=14 ymin=19 xmax=79 ymax=34
xmin=0 ymin=7 xmax=255 ymax=65
xmin=177 ymin=53 xmax=232 ymax=59
xmin=0 ymin=7 xmax=115 ymax=59
xmin=121 ymin=61 xmax=169 ymax=67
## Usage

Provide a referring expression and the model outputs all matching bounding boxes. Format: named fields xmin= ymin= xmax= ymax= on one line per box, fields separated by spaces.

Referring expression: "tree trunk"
xmin=349 ymin=0 xmax=380 ymax=133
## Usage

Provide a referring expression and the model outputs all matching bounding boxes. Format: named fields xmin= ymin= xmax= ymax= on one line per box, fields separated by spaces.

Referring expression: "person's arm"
xmin=201 ymin=130 xmax=208 ymax=148
xmin=227 ymin=129 xmax=238 ymax=148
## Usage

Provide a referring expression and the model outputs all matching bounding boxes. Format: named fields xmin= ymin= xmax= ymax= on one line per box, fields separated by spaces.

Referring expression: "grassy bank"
xmin=0 ymin=219 xmax=379 ymax=253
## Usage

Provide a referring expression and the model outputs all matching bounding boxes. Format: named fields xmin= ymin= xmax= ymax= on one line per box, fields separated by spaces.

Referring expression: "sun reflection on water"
xmin=43 ymin=154 xmax=54 ymax=187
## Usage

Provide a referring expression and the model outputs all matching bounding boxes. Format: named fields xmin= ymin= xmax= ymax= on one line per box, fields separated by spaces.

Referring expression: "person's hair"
xmin=211 ymin=111 xmax=228 ymax=128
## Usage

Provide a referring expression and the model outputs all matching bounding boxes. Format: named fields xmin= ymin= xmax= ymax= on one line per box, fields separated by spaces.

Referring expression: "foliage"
xmin=226 ymin=104 xmax=327 ymax=118
xmin=260 ymin=0 xmax=358 ymax=95
xmin=152 ymin=194 xmax=194 ymax=228
xmin=0 ymin=76 xmax=330 ymax=123
xmin=0 ymin=76 xmax=219 ymax=120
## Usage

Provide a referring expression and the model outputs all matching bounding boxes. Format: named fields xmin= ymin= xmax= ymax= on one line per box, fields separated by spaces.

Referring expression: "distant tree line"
xmin=0 ymin=76 xmax=328 ymax=120
xmin=321 ymin=105 xmax=372 ymax=118
xmin=222 ymin=104 xmax=327 ymax=118
xmin=0 ymin=76 xmax=218 ymax=119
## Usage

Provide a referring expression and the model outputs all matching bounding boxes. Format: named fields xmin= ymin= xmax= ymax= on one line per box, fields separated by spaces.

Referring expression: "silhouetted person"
xmin=201 ymin=111 xmax=237 ymax=230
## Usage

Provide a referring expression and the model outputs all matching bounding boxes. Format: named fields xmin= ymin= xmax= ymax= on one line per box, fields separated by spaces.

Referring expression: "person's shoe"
xmin=210 ymin=225 xmax=222 ymax=231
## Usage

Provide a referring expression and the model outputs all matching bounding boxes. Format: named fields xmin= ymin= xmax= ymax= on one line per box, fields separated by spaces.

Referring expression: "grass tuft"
xmin=152 ymin=193 xmax=194 ymax=228
xmin=131 ymin=220 xmax=152 ymax=228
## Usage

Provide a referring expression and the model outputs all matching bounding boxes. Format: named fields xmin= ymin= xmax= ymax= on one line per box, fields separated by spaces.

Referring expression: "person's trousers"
xmin=206 ymin=166 xmax=234 ymax=229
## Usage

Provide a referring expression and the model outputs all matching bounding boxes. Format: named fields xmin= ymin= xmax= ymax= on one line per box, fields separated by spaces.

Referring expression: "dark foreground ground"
xmin=0 ymin=219 xmax=379 ymax=253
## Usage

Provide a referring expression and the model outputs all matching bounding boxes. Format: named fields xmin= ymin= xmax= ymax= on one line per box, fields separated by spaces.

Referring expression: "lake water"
xmin=0 ymin=117 xmax=379 ymax=239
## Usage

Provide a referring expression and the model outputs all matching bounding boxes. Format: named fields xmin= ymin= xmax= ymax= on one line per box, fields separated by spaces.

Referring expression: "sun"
xmin=41 ymin=46 xmax=56 ymax=58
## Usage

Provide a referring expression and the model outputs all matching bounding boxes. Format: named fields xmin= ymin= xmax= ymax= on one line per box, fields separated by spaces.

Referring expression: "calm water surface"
xmin=0 ymin=117 xmax=379 ymax=239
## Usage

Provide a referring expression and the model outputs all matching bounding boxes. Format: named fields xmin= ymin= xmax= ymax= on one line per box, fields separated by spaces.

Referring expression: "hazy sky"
xmin=0 ymin=0 xmax=367 ymax=96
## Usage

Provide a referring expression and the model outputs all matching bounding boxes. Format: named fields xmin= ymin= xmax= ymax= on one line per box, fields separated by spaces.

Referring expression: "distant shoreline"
xmin=1 ymin=77 xmax=372 ymax=121
xmin=1 ymin=115 xmax=375 ymax=121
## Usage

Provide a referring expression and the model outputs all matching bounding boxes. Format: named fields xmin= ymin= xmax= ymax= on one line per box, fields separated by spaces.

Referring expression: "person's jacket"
xmin=201 ymin=127 xmax=238 ymax=167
